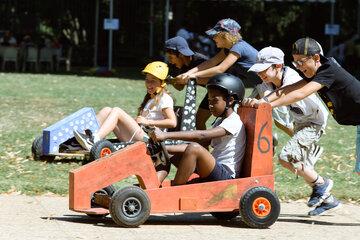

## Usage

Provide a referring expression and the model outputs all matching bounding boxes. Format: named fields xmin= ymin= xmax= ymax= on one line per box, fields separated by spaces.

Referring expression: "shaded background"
xmin=0 ymin=0 xmax=359 ymax=76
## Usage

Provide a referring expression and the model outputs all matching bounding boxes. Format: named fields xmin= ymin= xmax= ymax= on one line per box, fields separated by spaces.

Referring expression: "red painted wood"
xmin=147 ymin=175 xmax=274 ymax=213
xmin=69 ymin=142 xmax=160 ymax=211
xmin=238 ymin=104 xmax=273 ymax=177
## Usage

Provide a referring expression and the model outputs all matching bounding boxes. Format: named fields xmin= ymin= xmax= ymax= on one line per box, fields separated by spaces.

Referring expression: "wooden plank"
xmin=69 ymin=142 xmax=160 ymax=211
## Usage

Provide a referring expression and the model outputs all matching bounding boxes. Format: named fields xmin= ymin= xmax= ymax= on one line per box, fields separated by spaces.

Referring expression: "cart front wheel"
xmin=87 ymin=185 xmax=116 ymax=218
xmin=109 ymin=186 xmax=150 ymax=228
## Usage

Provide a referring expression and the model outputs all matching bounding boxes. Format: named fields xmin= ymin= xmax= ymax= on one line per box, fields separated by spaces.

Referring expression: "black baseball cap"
xmin=165 ymin=36 xmax=194 ymax=56
xmin=292 ymin=37 xmax=323 ymax=56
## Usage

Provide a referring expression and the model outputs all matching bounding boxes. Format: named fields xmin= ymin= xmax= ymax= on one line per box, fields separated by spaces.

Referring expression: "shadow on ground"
xmin=41 ymin=212 xmax=360 ymax=229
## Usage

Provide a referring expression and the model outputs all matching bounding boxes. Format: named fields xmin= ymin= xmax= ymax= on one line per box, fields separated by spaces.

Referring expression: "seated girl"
xmin=150 ymin=73 xmax=246 ymax=185
xmin=74 ymin=61 xmax=177 ymax=150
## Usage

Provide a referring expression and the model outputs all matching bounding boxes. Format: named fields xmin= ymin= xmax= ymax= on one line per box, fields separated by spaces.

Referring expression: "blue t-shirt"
xmin=224 ymin=40 xmax=261 ymax=85
xmin=224 ymin=40 xmax=258 ymax=69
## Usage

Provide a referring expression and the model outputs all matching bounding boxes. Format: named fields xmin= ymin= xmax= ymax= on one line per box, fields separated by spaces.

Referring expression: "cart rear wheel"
xmin=31 ymin=136 xmax=55 ymax=161
xmin=240 ymin=187 xmax=280 ymax=228
xmin=110 ymin=186 xmax=150 ymax=227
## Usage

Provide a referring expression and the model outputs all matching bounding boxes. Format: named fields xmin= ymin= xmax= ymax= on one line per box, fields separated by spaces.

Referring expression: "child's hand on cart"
xmin=148 ymin=127 xmax=166 ymax=142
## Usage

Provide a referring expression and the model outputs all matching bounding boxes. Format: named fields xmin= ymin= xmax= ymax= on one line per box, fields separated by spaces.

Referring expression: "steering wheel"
xmin=141 ymin=126 xmax=170 ymax=166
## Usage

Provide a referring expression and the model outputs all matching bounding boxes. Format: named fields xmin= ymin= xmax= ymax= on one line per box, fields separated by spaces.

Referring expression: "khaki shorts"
xmin=279 ymin=123 xmax=324 ymax=169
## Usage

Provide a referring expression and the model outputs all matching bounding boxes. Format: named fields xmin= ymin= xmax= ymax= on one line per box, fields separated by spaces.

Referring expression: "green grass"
xmin=0 ymin=73 xmax=359 ymax=203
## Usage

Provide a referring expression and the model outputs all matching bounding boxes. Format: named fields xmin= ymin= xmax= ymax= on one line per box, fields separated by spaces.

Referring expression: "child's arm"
xmin=151 ymin=126 xmax=227 ymax=143
xmin=189 ymin=52 xmax=239 ymax=79
xmin=187 ymin=50 xmax=226 ymax=74
xmin=243 ymin=80 xmax=319 ymax=108
xmin=136 ymin=107 xmax=177 ymax=129
xmin=175 ymin=50 xmax=226 ymax=85
xmin=270 ymin=80 xmax=323 ymax=108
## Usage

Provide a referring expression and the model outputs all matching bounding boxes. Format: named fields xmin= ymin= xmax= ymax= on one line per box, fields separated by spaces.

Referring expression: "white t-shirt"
xmin=253 ymin=84 xmax=293 ymax=129
xmin=141 ymin=92 xmax=173 ymax=121
xmin=260 ymin=67 xmax=328 ymax=127
xmin=211 ymin=112 xmax=246 ymax=178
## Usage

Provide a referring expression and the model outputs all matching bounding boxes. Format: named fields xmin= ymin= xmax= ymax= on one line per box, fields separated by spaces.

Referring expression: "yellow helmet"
xmin=142 ymin=61 xmax=169 ymax=80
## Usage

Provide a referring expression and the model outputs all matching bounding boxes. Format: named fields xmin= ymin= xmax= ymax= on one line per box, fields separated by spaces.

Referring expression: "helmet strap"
xmin=220 ymin=95 xmax=231 ymax=117
xmin=150 ymin=82 xmax=166 ymax=98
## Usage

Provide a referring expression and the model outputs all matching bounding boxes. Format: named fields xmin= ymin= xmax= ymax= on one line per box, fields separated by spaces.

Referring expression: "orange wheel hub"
xmin=252 ymin=197 xmax=271 ymax=218
xmin=100 ymin=148 xmax=112 ymax=157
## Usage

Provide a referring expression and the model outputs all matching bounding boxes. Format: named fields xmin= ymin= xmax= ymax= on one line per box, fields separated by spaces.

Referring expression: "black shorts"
xmin=201 ymin=162 xmax=234 ymax=182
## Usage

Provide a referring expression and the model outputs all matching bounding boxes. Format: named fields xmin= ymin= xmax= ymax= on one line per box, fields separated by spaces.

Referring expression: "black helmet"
xmin=206 ymin=73 xmax=245 ymax=102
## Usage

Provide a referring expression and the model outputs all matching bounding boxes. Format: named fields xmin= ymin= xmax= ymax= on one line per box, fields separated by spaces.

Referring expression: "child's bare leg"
xmin=155 ymin=145 xmax=188 ymax=183
xmin=279 ymin=159 xmax=324 ymax=186
xmin=166 ymin=144 xmax=188 ymax=154
xmin=97 ymin=107 xmax=144 ymax=141
xmin=96 ymin=107 xmax=113 ymax=125
xmin=173 ymin=143 xmax=215 ymax=185
xmin=156 ymin=171 xmax=168 ymax=183
xmin=156 ymin=164 xmax=171 ymax=184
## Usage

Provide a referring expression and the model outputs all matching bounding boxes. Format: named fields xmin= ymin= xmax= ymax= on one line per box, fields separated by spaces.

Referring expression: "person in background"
xmin=0 ymin=30 xmax=17 ymax=46
xmin=165 ymin=36 xmax=209 ymax=130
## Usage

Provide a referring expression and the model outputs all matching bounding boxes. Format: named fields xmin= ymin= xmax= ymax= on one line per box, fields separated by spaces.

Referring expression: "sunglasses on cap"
xmin=292 ymin=56 xmax=312 ymax=68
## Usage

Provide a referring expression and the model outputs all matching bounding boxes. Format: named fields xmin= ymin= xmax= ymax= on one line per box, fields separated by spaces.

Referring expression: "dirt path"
xmin=0 ymin=194 xmax=359 ymax=240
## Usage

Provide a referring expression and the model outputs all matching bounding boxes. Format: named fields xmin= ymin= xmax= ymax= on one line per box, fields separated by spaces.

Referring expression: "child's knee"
xmin=100 ymin=106 xmax=112 ymax=112
xmin=112 ymin=107 xmax=125 ymax=115
xmin=185 ymin=142 xmax=202 ymax=154
xmin=98 ymin=107 xmax=113 ymax=116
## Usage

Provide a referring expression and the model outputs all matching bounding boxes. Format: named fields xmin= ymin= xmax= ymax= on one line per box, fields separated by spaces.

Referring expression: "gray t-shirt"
xmin=211 ymin=112 xmax=246 ymax=178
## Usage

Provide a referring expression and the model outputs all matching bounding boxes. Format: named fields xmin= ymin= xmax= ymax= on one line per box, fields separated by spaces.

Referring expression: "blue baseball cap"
xmin=206 ymin=18 xmax=241 ymax=37
xmin=165 ymin=36 xmax=194 ymax=56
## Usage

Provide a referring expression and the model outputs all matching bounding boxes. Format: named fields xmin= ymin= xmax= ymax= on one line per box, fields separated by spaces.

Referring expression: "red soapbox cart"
xmin=69 ymin=104 xmax=280 ymax=228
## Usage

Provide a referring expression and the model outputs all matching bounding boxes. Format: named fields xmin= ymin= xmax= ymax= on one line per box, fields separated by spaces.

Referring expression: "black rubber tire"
xmin=210 ymin=211 xmax=239 ymax=220
xmin=31 ymin=135 xmax=56 ymax=161
xmin=87 ymin=185 xmax=117 ymax=218
xmin=87 ymin=139 xmax=116 ymax=163
xmin=90 ymin=185 xmax=116 ymax=207
xmin=109 ymin=186 xmax=151 ymax=228
xmin=240 ymin=187 xmax=280 ymax=229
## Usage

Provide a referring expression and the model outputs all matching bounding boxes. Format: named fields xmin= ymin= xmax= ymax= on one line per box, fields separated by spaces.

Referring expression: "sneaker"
xmin=73 ymin=129 xmax=94 ymax=151
xmin=308 ymin=144 xmax=324 ymax=166
xmin=307 ymin=178 xmax=334 ymax=207
xmin=308 ymin=195 xmax=341 ymax=216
